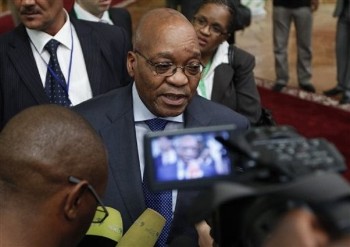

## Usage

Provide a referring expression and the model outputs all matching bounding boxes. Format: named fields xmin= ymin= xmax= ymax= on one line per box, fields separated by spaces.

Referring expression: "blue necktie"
xmin=143 ymin=118 xmax=173 ymax=247
xmin=44 ymin=39 xmax=71 ymax=107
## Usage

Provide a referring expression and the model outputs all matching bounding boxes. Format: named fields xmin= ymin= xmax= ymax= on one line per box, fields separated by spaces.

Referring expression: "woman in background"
xmin=192 ymin=0 xmax=263 ymax=125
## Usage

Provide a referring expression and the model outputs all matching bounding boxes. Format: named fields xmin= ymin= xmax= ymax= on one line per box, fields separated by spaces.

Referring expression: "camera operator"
xmin=264 ymin=208 xmax=350 ymax=247
xmin=188 ymin=171 xmax=350 ymax=247
xmin=193 ymin=201 xmax=350 ymax=247
xmin=190 ymin=207 xmax=350 ymax=247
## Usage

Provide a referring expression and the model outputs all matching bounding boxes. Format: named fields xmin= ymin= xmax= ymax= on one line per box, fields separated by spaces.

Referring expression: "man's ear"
xmin=64 ymin=181 xmax=89 ymax=221
xmin=127 ymin=51 xmax=136 ymax=77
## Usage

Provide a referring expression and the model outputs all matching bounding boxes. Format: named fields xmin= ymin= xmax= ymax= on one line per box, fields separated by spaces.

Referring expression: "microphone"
xmin=117 ymin=208 xmax=166 ymax=247
xmin=78 ymin=206 xmax=123 ymax=247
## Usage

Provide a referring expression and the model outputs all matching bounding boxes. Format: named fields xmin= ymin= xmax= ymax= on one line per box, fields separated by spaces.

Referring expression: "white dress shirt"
xmin=197 ymin=41 xmax=229 ymax=99
xmin=27 ymin=11 xmax=92 ymax=105
xmin=73 ymin=2 xmax=114 ymax=25
xmin=132 ymin=83 xmax=183 ymax=213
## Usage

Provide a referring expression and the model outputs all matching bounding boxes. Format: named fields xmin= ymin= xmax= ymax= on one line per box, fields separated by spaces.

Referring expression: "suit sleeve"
xmin=233 ymin=46 xmax=262 ymax=125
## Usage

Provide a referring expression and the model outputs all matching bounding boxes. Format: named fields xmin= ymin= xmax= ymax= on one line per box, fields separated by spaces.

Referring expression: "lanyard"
xmin=30 ymin=24 xmax=74 ymax=95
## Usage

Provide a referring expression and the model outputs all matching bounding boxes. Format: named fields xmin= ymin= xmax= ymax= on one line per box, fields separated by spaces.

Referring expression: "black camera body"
xmin=143 ymin=125 xmax=350 ymax=246
xmin=205 ymin=173 xmax=350 ymax=247
xmin=144 ymin=125 xmax=346 ymax=190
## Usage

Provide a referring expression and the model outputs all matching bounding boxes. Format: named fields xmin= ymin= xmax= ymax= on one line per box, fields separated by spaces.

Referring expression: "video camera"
xmin=143 ymin=125 xmax=350 ymax=246
xmin=144 ymin=125 xmax=346 ymax=190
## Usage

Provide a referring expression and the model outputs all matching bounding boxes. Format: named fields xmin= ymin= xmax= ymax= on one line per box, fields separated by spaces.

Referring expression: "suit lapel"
xmin=211 ymin=64 xmax=234 ymax=102
xmin=184 ymin=95 xmax=219 ymax=128
xmin=71 ymin=19 xmax=102 ymax=96
xmin=99 ymin=86 xmax=145 ymax=221
xmin=8 ymin=25 xmax=49 ymax=104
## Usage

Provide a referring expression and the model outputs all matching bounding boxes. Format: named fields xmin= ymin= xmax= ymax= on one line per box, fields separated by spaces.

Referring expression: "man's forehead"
xmin=145 ymin=30 xmax=200 ymax=57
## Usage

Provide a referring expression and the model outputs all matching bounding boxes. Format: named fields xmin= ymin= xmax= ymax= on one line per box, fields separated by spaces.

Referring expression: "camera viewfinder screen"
xmin=149 ymin=130 xmax=232 ymax=185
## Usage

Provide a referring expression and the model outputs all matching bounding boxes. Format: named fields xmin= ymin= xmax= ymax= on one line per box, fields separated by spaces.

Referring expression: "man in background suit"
xmin=0 ymin=0 xmax=132 ymax=130
xmin=165 ymin=0 xmax=203 ymax=20
xmin=69 ymin=0 xmax=132 ymax=40
xmin=271 ymin=0 xmax=319 ymax=93
xmin=0 ymin=105 xmax=108 ymax=247
xmin=74 ymin=8 xmax=249 ymax=246
xmin=323 ymin=0 xmax=350 ymax=104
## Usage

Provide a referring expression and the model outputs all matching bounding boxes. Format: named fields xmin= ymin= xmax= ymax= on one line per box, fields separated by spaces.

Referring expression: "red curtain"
xmin=63 ymin=0 xmax=74 ymax=11
xmin=0 ymin=13 xmax=15 ymax=34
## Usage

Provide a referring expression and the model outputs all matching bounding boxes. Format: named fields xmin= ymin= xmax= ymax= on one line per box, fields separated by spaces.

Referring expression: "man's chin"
xmin=22 ymin=19 xmax=43 ymax=30
xmin=158 ymin=108 xmax=185 ymax=118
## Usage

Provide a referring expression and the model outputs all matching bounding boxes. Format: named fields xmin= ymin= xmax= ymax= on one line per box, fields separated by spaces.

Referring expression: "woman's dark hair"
xmin=194 ymin=0 xmax=237 ymax=34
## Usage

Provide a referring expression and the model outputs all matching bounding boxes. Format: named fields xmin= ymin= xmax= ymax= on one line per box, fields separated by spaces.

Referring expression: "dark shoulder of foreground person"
xmin=188 ymin=95 xmax=250 ymax=130
xmin=72 ymin=85 xmax=131 ymax=126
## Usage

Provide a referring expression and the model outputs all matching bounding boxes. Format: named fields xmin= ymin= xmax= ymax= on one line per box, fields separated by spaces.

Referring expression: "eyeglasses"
xmin=193 ymin=16 xmax=228 ymax=36
xmin=134 ymin=50 xmax=204 ymax=77
xmin=68 ymin=176 xmax=109 ymax=224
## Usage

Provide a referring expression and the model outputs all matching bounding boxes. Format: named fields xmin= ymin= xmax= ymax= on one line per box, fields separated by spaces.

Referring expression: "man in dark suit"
xmin=153 ymin=136 xmax=179 ymax=181
xmin=323 ymin=0 xmax=350 ymax=104
xmin=74 ymin=8 xmax=249 ymax=246
xmin=166 ymin=0 xmax=203 ymax=20
xmin=271 ymin=0 xmax=319 ymax=93
xmin=0 ymin=0 xmax=132 ymax=130
xmin=69 ymin=0 xmax=132 ymax=40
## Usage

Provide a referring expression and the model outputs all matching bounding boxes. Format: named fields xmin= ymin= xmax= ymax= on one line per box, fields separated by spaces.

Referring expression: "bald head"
xmin=127 ymin=7 xmax=201 ymax=117
xmin=0 ymin=105 xmax=107 ymax=204
xmin=134 ymin=8 xmax=198 ymax=51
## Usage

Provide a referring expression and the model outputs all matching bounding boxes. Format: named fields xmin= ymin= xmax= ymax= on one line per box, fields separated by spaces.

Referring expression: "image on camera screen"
xmin=144 ymin=125 xmax=236 ymax=191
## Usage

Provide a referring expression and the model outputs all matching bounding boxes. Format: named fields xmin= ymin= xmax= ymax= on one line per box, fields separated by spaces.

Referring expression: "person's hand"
xmin=263 ymin=208 xmax=329 ymax=247
xmin=195 ymin=220 xmax=214 ymax=247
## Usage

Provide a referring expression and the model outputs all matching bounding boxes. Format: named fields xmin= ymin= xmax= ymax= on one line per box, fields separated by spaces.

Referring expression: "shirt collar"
xmin=132 ymin=83 xmax=184 ymax=123
xmin=212 ymin=41 xmax=229 ymax=68
xmin=74 ymin=2 xmax=113 ymax=25
xmin=202 ymin=41 xmax=229 ymax=80
xmin=27 ymin=9 xmax=73 ymax=53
